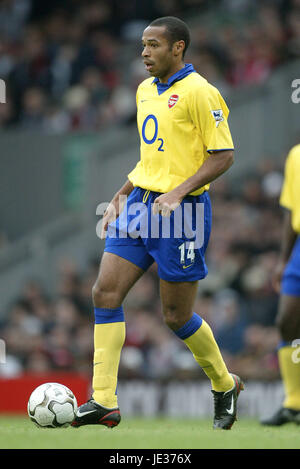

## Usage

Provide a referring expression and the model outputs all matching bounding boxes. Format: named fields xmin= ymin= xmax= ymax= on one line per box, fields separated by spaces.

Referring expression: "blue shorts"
xmin=104 ymin=187 xmax=212 ymax=282
xmin=281 ymin=236 xmax=300 ymax=296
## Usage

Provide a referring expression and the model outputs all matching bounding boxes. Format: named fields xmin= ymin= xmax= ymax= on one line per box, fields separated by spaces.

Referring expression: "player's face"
xmin=141 ymin=26 xmax=181 ymax=82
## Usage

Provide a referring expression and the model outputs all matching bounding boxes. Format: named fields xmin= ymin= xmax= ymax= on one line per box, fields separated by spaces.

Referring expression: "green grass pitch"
xmin=0 ymin=415 xmax=299 ymax=449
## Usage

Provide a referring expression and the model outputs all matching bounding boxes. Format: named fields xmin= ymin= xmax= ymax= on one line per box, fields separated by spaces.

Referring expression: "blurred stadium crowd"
xmin=0 ymin=0 xmax=300 ymax=131
xmin=0 ymin=159 xmax=285 ymax=381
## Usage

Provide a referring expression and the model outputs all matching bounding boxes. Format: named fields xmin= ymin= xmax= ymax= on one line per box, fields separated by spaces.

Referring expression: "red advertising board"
xmin=0 ymin=373 xmax=91 ymax=413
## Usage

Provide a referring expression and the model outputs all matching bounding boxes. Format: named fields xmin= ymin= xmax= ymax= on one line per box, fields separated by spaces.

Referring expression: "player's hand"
xmin=272 ymin=260 xmax=286 ymax=294
xmin=152 ymin=191 xmax=183 ymax=217
xmin=100 ymin=196 xmax=125 ymax=239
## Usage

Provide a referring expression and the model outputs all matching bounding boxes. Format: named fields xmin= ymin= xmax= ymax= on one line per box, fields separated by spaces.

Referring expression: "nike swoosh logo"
xmin=226 ymin=395 xmax=234 ymax=415
xmin=77 ymin=409 xmax=97 ymax=417
xmin=183 ymin=264 xmax=193 ymax=269
xmin=140 ymin=99 xmax=148 ymax=103
xmin=93 ymin=361 xmax=103 ymax=366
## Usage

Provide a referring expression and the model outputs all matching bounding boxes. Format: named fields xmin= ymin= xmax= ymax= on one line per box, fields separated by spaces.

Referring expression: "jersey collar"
xmin=152 ymin=63 xmax=195 ymax=95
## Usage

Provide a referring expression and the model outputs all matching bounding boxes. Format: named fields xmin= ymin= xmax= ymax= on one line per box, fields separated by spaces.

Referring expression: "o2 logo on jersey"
xmin=168 ymin=94 xmax=179 ymax=108
xmin=142 ymin=114 xmax=164 ymax=152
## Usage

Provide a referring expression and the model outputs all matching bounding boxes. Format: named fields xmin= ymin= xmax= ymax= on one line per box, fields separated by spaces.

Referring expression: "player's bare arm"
xmin=101 ymin=179 xmax=134 ymax=239
xmin=272 ymin=209 xmax=297 ymax=293
xmin=153 ymin=149 xmax=234 ymax=216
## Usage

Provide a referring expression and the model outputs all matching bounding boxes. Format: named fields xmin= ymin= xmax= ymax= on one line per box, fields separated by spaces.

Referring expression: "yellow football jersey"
xmin=280 ymin=144 xmax=300 ymax=233
xmin=128 ymin=70 xmax=234 ymax=196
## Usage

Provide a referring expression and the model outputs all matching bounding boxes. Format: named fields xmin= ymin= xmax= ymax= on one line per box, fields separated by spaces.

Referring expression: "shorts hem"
xmin=281 ymin=275 xmax=300 ymax=296
xmin=281 ymin=285 xmax=300 ymax=296
xmin=104 ymin=246 xmax=153 ymax=272
xmin=158 ymin=271 xmax=208 ymax=282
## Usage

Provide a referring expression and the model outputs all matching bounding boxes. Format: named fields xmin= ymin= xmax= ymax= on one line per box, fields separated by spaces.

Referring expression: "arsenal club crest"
xmin=168 ymin=94 xmax=179 ymax=108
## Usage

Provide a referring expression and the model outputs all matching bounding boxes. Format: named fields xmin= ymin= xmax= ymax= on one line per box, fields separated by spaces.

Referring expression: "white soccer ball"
xmin=27 ymin=382 xmax=78 ymax=428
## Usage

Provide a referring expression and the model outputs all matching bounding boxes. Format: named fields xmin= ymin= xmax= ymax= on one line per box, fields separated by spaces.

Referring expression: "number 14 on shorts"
xmin=178 ymin=241 xmax=195 ymax=268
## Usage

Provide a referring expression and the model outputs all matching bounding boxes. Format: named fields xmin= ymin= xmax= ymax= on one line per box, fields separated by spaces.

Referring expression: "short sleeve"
xmin=190 ymin=84 xmax=234 ymax=153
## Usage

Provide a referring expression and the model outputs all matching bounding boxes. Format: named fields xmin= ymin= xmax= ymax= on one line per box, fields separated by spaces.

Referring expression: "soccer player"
xmin=72 ymin=16 xmax=244 ymax=430
xmin=261 ymin=144 xmax=300 ymax=426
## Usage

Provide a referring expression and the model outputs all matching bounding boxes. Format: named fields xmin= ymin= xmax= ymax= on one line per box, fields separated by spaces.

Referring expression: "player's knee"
xmin=92 ymin=282 xmax=122 ymax=309
xmin=92 ymin=283 xmax=104 ymax=307
xmin=163 ymin=306 xmax=187 ymax=331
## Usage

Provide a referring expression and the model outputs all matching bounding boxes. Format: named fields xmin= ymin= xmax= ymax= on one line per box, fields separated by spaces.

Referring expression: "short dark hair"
xmin=149 ymin=16 xmax=190 ymax=58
